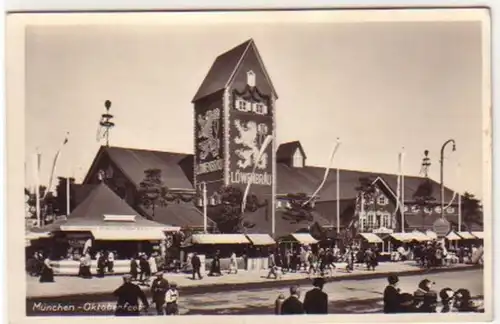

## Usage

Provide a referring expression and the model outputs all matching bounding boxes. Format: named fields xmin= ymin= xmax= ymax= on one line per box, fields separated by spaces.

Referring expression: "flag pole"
xmin=457 ymin=163 xmax=462 ymax=230
xmin=202 ymin=182 xmax=208 ymax=233
xmin=66 ymin=177 xmax=71 ymax=216
xmin=336 ymin=166 xmax=340 ymax=234
xmin=34 ymin=151 xmax=41 ymax=228
xmin=401 ymin=148 xmax=405 ymax=233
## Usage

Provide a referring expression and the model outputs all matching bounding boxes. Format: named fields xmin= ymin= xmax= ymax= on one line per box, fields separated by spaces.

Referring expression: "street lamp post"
xmin=439 ymin=139 xmax=456 ymax=219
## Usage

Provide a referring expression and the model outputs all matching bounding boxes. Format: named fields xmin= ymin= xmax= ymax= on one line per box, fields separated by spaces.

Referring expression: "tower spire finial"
xmin=420 ymin=149 xmax=431 ymax=178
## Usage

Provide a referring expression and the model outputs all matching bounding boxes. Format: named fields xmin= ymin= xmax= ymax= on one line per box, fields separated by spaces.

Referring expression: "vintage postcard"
xmin=6 ymin=8 xmax=492 ymax=323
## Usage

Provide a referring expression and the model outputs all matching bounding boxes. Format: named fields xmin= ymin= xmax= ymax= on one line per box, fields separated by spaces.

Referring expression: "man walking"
xmin=191 ymin=252 xmax=203 ymax=280
xmin=281 ymin=285 xmax=304 ymax=315
xmin=113 ymin=274 xmax=149 ymax=316
xmin=267 ymin=252 xmax=278 ymax=279
xmin=303 ymin=277 xmax=328 ymax=314
xmin=151 ymin=271 xmax=169 ymax=315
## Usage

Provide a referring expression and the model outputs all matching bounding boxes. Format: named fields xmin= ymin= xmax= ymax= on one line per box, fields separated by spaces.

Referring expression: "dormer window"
xmin=292 ymin=148 xmax=304 ymax=168
xmin=247 ymin=70 xmax=256 ymax=87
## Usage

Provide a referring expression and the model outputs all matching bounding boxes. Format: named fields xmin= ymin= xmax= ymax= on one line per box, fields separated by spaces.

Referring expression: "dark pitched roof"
xmin=64 ymin=183 xmax=167 ymax=228
xmin=242 ymin=207 xmax=330 ymax=237
xmin=277 ymin=141 xmax=307 ymax=161
xmin=139 ymin=203 xmax=216 ymax=229
xmin=192 ymin=39 xmax=278 ymax=102
xmin=72 ymin=184 xmax=97 ymax=207
xmin=84 ymin=146 xmax=460 ymax=204
xmin=313 ymin=199 xmax=356 ymax=228
xmin=85 ymin=146 xmax=194 ymax=190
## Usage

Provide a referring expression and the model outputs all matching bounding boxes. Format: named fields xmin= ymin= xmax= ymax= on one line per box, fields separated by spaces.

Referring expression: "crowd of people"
xmin=266 ymin=245 xmax=380 ymax=279
xmin=383 ymin=274 xmax=483 ymax=313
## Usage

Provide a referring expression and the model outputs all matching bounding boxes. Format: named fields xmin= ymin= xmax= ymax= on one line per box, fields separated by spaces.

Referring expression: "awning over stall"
xmin=290 ymin=233 xmax=318 ymax=244
xmin=390 ymin=233 xmax=412 ymax=242
xmin=445 ymin=231 xmax=462 ymax=241
xmin=359 ymin=233 xmax=383 ymax=243
xmin=425 ymin=230 xmax=438 ymax=240
xmin=245 ymin=234 xmax=276 ymax=245
xmin=190 ymin=234 xmax=251 ymax=245
xmin=411 ymin=231 xmax=432 ymax=242
xmin=25 ymin=231 xmax=52 ymax=240
xmin=471 ymin=232 xmax=484 ymax=239
xmin=91 ymin=228 xmax=166 ymax=241
xmin=457 ymin=231 xmax=476 ymax=240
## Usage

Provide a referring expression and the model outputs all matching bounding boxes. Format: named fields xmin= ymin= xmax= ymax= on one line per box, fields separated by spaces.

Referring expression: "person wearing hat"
xmin=151 ymin=271 xmax=169 ymax=315
xmin=164 ymin=282 xmax=179 ymax=315
xmin=413 ymin=279 xmax=435 ymax=312
xmin=438 ymin=288 xmax=457 ymax=313
xmin=383 ymin=274 xmax=401 ymax=313
xmin=303 ymin=277 xmax=328 ymax=314
xmin=113 ymin=274 xmax=149 ymax=316
xmin=274 ymin=293 xmax=285 ymax=315
xmin=454 ymin=288 xmax=479 ymax=312
xmin=281 ymin=285 xmax=304 ymax=315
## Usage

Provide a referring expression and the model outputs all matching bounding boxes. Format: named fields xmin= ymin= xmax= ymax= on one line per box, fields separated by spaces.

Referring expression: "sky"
xmin=24 ymin=17 xmax=486 ymax=198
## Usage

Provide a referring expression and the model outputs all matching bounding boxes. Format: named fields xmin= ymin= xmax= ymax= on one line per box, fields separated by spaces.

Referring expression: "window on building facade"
xmin=404 ymin=205 xmax=409 ymax=212
xmin=285 ymin=201 xmax=292 ymax=209
xmin=435 ymin=206 xmax=442 ymax=214
xmin=247 ymin=70 xmax=256 ymax=87
xmin=411 ymin=205 xmax=419 ymax=213
xmin=424 ymin=207 xmax=432 ymax=214
xmin=366 ymin=212 xmax=375 ymax=229
xmin=382 ymin=213 xmax=390 ymax=228
xmin=377 ymin=196 xmax=388 ymax=206
xmin=292 ymin=148 xmax=304 ymax=168
xmin=447 ymin=207 xmax=455 ymax=214
xmin=276 ymin=200 xmax=282 ymax=208
xmin=236 ymin=98 xmax=251 ymax=112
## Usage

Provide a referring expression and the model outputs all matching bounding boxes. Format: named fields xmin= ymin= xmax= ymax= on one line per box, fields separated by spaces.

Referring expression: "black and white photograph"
xmin=5 ymin=8 xmax=492 ymax=322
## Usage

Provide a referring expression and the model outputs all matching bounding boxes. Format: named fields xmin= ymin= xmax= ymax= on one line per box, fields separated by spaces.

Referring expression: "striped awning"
xmin=245 ymin=234 xmax=276 ymax=245
xmin=291 ymin=233 xmax=318 ymax=245
xmin=445 ymin=231 xmax=462 ymax=241
xmin=359 ymin=233 xmax=383 ymax=243
xmin=191 ymin=234 xmax=251 ymax=245
xmin=471 ymin=232 xmax=484 ymax=239
xmin=457 ymin=231 xmax=476 ymax=240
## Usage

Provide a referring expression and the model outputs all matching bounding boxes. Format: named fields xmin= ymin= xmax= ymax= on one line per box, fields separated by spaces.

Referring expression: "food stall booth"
xmin=181 ymin=233 xmax=254 ymax=273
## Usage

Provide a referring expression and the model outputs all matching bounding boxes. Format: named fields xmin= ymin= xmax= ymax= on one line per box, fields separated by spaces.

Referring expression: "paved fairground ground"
xmin=26 ymin=261 xmax=480 ymax=300
xmin=26 ymin=268 xmax=484 ymax=316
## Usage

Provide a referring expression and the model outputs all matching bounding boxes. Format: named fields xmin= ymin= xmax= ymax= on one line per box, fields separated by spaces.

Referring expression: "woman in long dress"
xmin=39 ymin=255 xmax=54 ymax=283
xmin=149 ymin=254 xmax=158 ymax=274
xmin=228 ymin=252 xmax=238 ymax=274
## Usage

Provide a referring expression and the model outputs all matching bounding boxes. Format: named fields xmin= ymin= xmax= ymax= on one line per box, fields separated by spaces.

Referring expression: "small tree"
xmin=282 ymin=192 xmax=315 ymax=224
xmin=25 ymin=185 xmax=57 ymax=225
xmin=215 ymin=185 xmax=265 ymax=233
xmin=138 ymin=169 xmax=168 ymax=218
xmin=413 ymin=179 xmax=436 ymax=230
xmin=461 ymin=192 xmax=482 ymax=231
